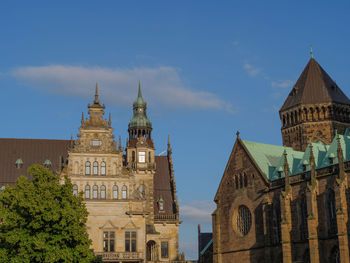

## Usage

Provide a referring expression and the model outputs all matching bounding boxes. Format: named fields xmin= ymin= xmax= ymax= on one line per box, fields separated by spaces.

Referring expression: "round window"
xmin=235 ymin=205 xmax=252 ymax=236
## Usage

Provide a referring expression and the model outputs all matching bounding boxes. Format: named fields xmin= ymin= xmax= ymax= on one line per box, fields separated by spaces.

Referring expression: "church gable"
xmin=214 ymin=137 xmax=268 ymax=203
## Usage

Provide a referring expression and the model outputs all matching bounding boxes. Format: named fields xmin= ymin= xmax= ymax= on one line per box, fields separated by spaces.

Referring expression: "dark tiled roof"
xmin=199 ymin=233 xmax=213 ymax=253
xmin=0 ymin=139 xmax=176 ymax=216
xmin=0 ymin=139 xmax=70 ymax=185
xmin=280 ymin=58 xmax=350 ymax=111
xmin=154 ymin=156 xmax=175 ymax=215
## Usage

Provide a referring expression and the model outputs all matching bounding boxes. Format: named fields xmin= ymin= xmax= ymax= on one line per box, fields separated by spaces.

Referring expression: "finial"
xmin=81 ymin=112 xmax=84 ymax=126
xmin=168 ymin=135 xmax=170 ymax=147
xmin=310 ymin=45 xmax=314 ymax=59
xmin=119 ymin=136 xmax=122 ymax=150
xmin=283 ymin=149 xmax=289 ymax=172
xmin=236 ymin=130 xmax=240 ymax=138
xmin=95 ymin=83 xmax=99 ymax=99
xmin=335 ymin=129 xmax=338 ymax=136
xmin=108 ymin=113 xmax=111 ymax=127
xmin=138 ymin=81 xmax=142 ymax=98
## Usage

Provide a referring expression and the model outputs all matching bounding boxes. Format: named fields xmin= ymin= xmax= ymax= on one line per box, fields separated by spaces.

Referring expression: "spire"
xmin=108 ymin=113 xmax=111 ymax=128
xmin=94 ymin=83 xmax=99 ymax=103
xmin=138 ymin=80 xmax=142 ymax=98
xmin=167 ymin=135 xmax=172 ymax=155
xmin=119 ymin=136 xmax=122 ymax=151
xmin=236 ymin=130 xmax=240 ymax=138
xmin=280 ymin=57 xmax=350 ymax=111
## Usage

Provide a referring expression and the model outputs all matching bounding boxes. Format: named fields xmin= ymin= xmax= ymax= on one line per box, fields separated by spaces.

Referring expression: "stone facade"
xmin=213 ymin=58 xmax=350 ymax=263
xmin=0 ymin=83 xmax=181 ymax=263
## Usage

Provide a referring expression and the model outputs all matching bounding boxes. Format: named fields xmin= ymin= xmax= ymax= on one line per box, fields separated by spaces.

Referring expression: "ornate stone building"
xmin=213 ymin=57 xmax=350 ymax=263
xmin=0 ymin=84 xmax=181 ymax=263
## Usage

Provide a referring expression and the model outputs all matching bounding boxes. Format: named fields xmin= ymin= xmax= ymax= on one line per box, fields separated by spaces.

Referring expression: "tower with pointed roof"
xmin=280 ymin=57 xmax=350 ymax=151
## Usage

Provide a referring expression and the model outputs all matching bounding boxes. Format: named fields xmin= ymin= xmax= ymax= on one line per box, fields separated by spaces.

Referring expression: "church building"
xmin=0 ymin=83 xmax=181 ymax=263
xmin=213 ymin=57 xmax=350 ymax=263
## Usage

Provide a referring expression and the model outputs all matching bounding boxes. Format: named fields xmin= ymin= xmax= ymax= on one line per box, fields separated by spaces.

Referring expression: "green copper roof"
xmin=129 ymin=82 xmax=152 ymax=130
xmin=242 ymin=128 xmax=350 ymax=181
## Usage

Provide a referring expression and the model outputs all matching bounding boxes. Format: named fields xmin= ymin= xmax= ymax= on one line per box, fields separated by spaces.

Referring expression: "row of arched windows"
xmin=85 ymin=161 xmax=106 ymax=175
xmin=73 ymin=184 xmax=128 ymax=199
xmin=281 ymin=105 xmax=350 ymax=128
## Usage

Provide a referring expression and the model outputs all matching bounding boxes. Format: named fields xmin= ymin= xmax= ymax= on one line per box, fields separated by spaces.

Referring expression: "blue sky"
xmin=1 ymin=1 xmax=350 ymax=259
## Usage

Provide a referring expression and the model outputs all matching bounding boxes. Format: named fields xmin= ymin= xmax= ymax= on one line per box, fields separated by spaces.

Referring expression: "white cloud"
xmin=243 ymin=63 xmax=261 ymax=77
xmin=271 ymin=80 xmax=293 ymax=89
xmin=12 ymin=65 xmax=233 ymax=112
xmin=180 ymin=200 xmax=215 ymax=224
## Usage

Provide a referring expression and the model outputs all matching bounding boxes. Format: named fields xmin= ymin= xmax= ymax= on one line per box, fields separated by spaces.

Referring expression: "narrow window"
xmin=100 ymin=185 xmax=106 ymax=199
xmin=132 ymin=151 xmax=135 ymax=162
xmin=138 ymin=151 xmax=145 ymax=163
xmin=101 ymin=161 xmax=106 ymax=175
xmin=93 ymin=161 xmax=98 ymax=175
xmin=125 ymin=231 xmax=136 ymax=252
xmin=93 ymin=185 xmax=98 ymax=199
xmin=73 ymin=185 xmax=78 ymax=196
xmin=113 ymin=185 xmax=118 ymax=199
xmin=328 ymin=189 xmax=337 ymax=235
xmin=161 ymin=241 xmax=169 ymax=258
xmin=85 ymin=161 xmax=91 ymax=175
xmin=148 ymin=152 xmax=151 ymax=163
xmin=122 ymin=185 xmax=127 ymax=199
xmin=299 ymin=195 xmax=308 ymax=241
xmin=85 ymin=185 xmax=90 ymax=199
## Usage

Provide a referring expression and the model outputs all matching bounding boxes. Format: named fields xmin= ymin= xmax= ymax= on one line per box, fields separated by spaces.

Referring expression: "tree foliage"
xmin=0 ymin=165 xmax=95 ymax=263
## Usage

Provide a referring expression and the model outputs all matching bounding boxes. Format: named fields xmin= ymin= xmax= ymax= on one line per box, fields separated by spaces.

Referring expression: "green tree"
xmin=0 ymin=164 xmax=95 ymax=263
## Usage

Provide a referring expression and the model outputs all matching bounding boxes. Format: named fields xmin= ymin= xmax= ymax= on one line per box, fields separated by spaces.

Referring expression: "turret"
xmin=126 ymin=82 xmax=155 ymax=170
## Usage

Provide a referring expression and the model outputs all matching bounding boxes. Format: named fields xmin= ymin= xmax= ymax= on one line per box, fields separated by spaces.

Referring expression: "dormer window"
xmin=43 ymin=159 xmax=52 ymax=168
xmin=138 ymin=151 xmax=145 ymax=163
xmin=90 ymin=139 xmax=102 ymax=147
xmin=302 ymin=164 xmax=307 ymax=172
xmin=158 ymin=197 xmax=164 ymax=211
xmin=329 ymin=157 xmax=334 ymax=164
xmin=278 ymin=171 xmax=282 ymax=179
xmin=15 ymin=158 xmax=23 ymax=169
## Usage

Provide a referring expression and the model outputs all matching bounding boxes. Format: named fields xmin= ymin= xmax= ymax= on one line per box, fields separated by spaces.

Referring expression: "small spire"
xmin=168 ymin=135 xmax=170 ymax=147
xmin=283 ymin=149 xmax=290 ymax=190
xmin=309 ymin=142 xmax=315 ymax=166
xmin=337 ymin=134 xmax=343 ymax=160
xmin=236 ymin=130 xmax=240 ymax=138
xmin=138 ymin=81 xmax=142 ymax=98
xmin=93 ymin=83 xmax=100 ymax=105
xmin=310 ymin=44 xmax=314 ymax=59
xmin=119 ymin=136 xmax=122 ymax=150
xmin=108 ymin=113 xmax=111 ymax=128
xmin=81 ymin=112 xmax=84 ymax=126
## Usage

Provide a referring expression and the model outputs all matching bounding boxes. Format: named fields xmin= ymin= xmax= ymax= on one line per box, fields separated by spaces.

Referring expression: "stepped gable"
xmin=280 ymin=58 xmax=350 ymax=111
xmin=0 ymin=138 xmax=70 ymax=185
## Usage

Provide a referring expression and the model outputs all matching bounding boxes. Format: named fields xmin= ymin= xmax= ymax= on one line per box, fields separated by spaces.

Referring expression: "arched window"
xmin=328 ymin=189 xmax=337 ymax=235
xmin=113 ymin=185 xmax=118 ymax=199
xmin=101 ymin=162 xmax=106 ymax=175
xmin=122 ymin=185 xmax=127 ymax=199
xmin=73 ymin=185 xmax=78 ymax=196
xmin=93 ymin=185 xmax=98 ymax=199
xmin=239 ymin=174 xmax=243 ymax=188
xmin=85 ymin=161 xmax=91 ymax=175
xmin=85 ymin=185 xmax=90 ymax=199
xmin=100 ymin=185 xmax=106 ymax=199
xmin=93 ymin=161 xmax=98 ymax=175
xmin=243 ymin=173 xmax=248 ymax=187
xmin=148 ymin=152 xmax=151 ymax=163
xmin=299 ymin=194 xmax=308 ymax=241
